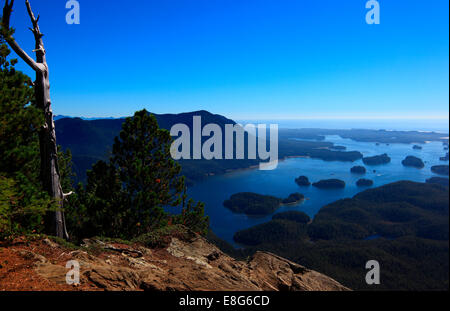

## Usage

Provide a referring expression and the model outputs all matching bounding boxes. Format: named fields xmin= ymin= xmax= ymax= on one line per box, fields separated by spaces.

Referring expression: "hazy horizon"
xmin=54 ymin=113 xmax=449 ymax=133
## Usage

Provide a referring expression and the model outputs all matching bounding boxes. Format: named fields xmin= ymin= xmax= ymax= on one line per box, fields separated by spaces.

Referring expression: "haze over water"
xmin=238 ymin=119 xmax=450 ymax=133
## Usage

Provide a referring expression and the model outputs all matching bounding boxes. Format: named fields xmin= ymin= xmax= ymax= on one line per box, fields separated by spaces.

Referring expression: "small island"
xmin=312 ymin=179 xmax=346 ymax=189
xmin=413 ymin=145 xmax=423 ymax=150
xmin=330 ymin=145 xmax=347 ymax=151
xmin=295 ymin=175 xmax=311 ymax=186
xmin=224 ymin=192 xmax=304 ymax=216
xmin=431 ymin=165 xmax=449 ymax=176
xmin=356 ymin=178 xmax=374 ymax=187
xmin=281 ymin=193 xmax=305 ymax=205
xmin=350 ymin=166 xmax=366 ymax=174
xmin=426 ymin=177 xmax=449 ymax=187
xmin=362 ymin=153 xmax=391 ymax=166
xmin=402 ymin=156 xmax=425 ymax=169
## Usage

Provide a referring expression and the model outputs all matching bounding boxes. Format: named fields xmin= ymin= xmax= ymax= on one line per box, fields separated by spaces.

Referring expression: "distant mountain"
xmin=55 ymin=110 xmax=364 ymax=183
xmin=55 ymin=110 xmax=237 ymax=182
xmin=54 ymin=115 xmax=120 ymax=121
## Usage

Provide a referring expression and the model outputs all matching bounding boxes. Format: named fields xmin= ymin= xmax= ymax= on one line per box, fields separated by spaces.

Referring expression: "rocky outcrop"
xmin=1 ymin=235 xmax=349 ymax=291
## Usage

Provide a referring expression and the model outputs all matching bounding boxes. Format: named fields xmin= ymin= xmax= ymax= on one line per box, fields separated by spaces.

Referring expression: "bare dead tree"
xmin=2 ymin=0 xmax=69 ymax=239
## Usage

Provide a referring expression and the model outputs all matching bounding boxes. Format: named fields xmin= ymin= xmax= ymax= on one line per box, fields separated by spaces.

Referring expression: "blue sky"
xmin=5 ymin=0 xmax=449 ymax=120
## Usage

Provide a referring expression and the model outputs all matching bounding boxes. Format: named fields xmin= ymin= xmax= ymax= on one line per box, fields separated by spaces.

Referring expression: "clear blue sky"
xmin=5 ymin=0 xmax=449 ymax=120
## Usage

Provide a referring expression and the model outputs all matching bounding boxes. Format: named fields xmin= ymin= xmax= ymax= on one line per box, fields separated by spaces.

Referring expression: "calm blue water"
xmin=187 ymin=135 xmax=448 ymax=246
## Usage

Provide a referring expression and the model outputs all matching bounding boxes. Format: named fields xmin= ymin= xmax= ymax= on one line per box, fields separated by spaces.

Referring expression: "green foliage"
xmin=131 ymin=224 xmax=195 ymax=248
xmin=173 ymin=187 xmax=209 ymax=235
xmin=66 ymin=110 xmax=209 ymax=240
xmin=0 ymin=34 xmax=42 ymax=180
xmin=0 ymin=176 xmax=50 ymax=238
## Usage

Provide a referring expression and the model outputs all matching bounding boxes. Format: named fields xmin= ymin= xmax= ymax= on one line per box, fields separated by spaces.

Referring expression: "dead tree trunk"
xmin=2 ymin=0 xmax=69 ymax=239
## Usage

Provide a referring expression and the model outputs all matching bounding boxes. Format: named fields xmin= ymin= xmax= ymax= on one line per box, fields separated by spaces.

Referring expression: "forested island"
xmin=350 ymin=166 xmax=366 ymax=174
xmin=330 ymin=145 xmax=347 ymax=151
xmin=431 ymin=165 xmax=449 ymax=176
xmin=402 ymin=156 xmax=425 ymax=168
xmin=223 ymin=192 xmax=304 ymax=216
xmin=226 ymin=181 xmax=449 ymax=290
xmin=362 ymin=153 xmax=391 ymax=165
xmin=282 ymin=193 xmax=305 ymax=205
xmin=295 ymin=176 xmax=311 ymax=186
xmin=312 ymin=179 xmax=346 ymax=189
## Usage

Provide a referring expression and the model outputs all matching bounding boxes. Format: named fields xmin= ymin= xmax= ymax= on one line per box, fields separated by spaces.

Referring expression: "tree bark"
xmin=2 ymin=0 xmax=69 ymax=239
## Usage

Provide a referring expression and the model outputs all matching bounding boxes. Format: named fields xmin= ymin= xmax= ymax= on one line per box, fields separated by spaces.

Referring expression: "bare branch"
xmin=1 ymin=0 xmax=43 ymax=72
xmin=2 ymin=0 xmax=14 ymax=28
xmin=63 ymin=191 xmax=74 ymax=198
xmin=25 ymin=0 xmax=43 ymax=39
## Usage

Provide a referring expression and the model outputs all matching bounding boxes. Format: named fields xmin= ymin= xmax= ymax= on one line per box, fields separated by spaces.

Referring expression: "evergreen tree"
xmin=67 ymin=110 xmax=209 ymax=239
xmin=111 ymin=110 xmax=186 ymax=234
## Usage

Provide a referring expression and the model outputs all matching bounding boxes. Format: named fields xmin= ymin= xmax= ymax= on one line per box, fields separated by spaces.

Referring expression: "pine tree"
xmin=67 ymin=110 xmax=209 ymax=239
xmin=111 ymin=110 xmax=185 ymax=234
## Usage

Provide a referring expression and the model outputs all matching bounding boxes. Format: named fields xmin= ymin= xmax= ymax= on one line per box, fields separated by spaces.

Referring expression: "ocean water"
xmin=187 ymin=135 xmax=448 ymax=246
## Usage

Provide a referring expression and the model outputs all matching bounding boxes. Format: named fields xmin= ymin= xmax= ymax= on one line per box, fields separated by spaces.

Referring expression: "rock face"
xmin=350 ymin=166 xmax=366 ymax=174
xmin=402 ymin=156 xmax=425 ymax=168
xmin=0 ymin=236 xmax=349 ymax=291
xmin=312 ymin=179 xmax=346 ymax=189
xmin=362 ymin=154 xmax=391 ymax=165
xmin=295 ymin=176 xmax=311 ymax=186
